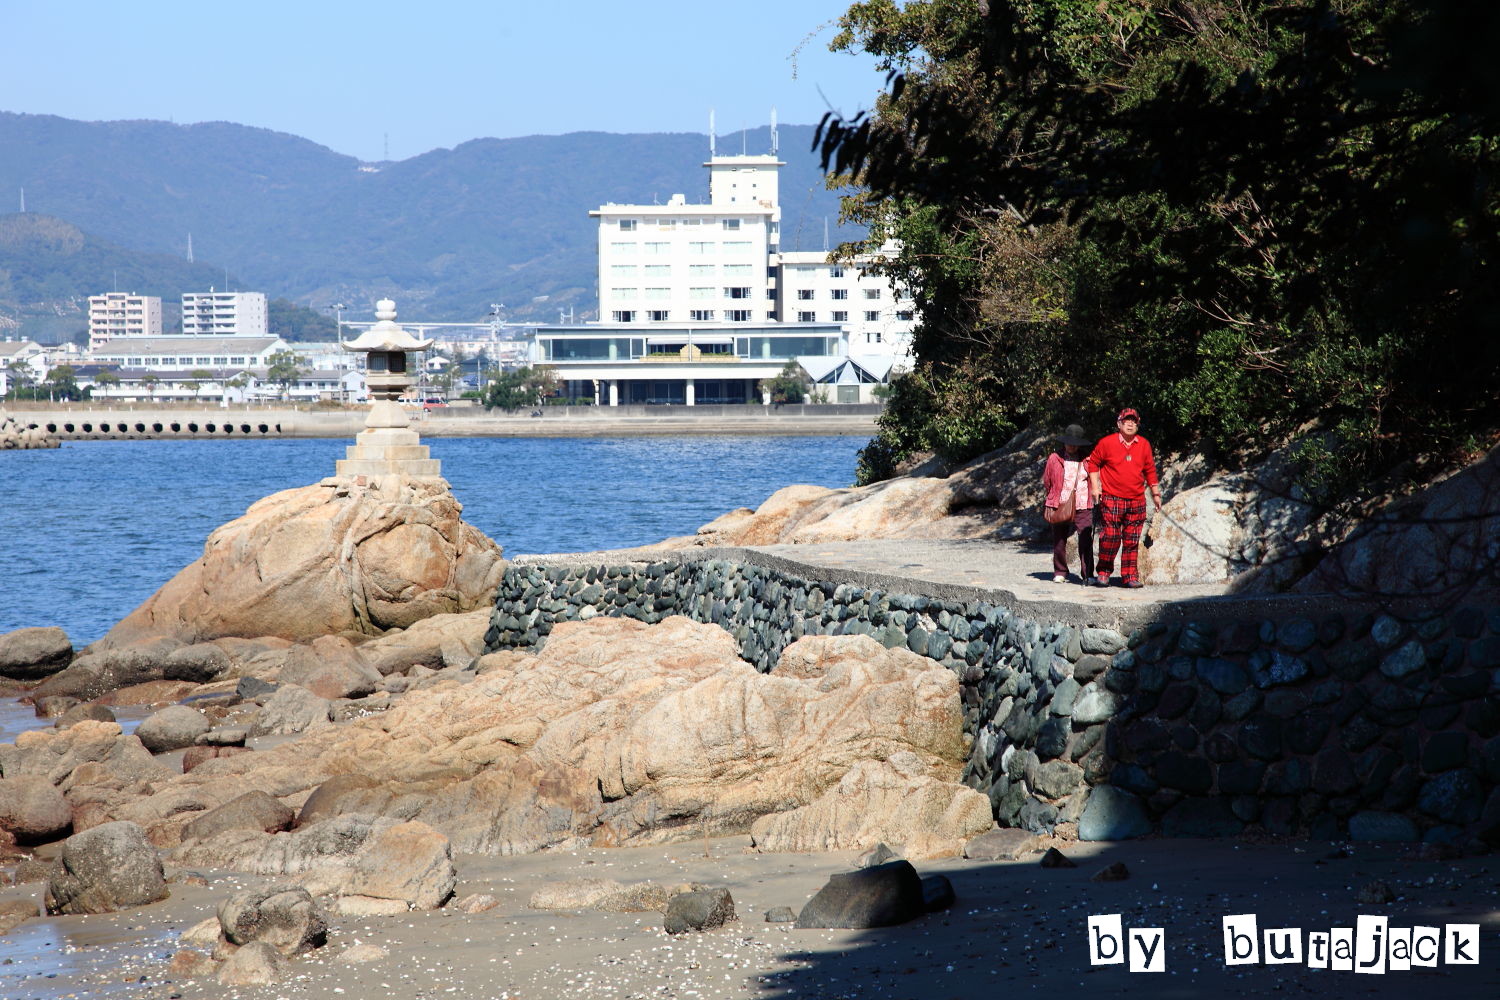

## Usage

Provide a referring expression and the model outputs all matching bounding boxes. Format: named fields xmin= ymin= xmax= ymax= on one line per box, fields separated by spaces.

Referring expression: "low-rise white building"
xmin=181 ymin=291 xmax=269 ymax=337
xmin=88 ymin=293 xmax=162 ymax=350
xmin=778 ymin=248 xmax=915 ymax=357
xmin=0 ymin=339 xmax=48 ymax=394
xmin=90 ymin=336 xmax=286 ymax=372
xmin=534 ymin=321 xmax=848 ymax=405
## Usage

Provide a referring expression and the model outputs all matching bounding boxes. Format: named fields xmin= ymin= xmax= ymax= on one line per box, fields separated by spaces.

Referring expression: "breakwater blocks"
xmin=485 ymin=554 xmax=1500 ymax=847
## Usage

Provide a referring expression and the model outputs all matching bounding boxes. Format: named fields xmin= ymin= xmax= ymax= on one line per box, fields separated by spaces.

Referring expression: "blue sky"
xmin=1 ymin=1 xmax=890 ymax=162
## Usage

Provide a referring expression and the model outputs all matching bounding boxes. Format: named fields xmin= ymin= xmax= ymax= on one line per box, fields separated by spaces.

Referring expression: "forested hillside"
xmin=0 ymin=114 xmax=856 ymax=335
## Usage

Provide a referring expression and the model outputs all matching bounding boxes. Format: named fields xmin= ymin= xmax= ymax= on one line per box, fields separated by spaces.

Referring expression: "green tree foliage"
xmin=820 ymin=0 xmax=1500 ymax=488
xmin=265 ymin=349 xmax=306 ymax=398
xmin=482 ymin=366 xmax=558 ymax=411
xmin=762 ymin=360 xmax=809 ymax=404
xmin=93 ymin=370 xmax=121 ymax=396
xmin=267 ymin=299 xmax=338 ymax=341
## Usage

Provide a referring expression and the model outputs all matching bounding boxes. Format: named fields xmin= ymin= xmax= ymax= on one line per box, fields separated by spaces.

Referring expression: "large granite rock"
xmin=748 ymin=754 xmax=992 ymax=858
xmin=44 ymin=820 xmax=168 ymax=914
xmin=218 ymin=885 xmax=328 ymax=956
xmin=94 ymin=478 xmax=506 ymax=647
xmin=0 ymin=776 xmax=72 ymax=842
xmin=135 ymin=705 xmax=212 ymax=754
xmin=85 ymin=616 xmax=972 ymax=857
xmin=795 ymin=860 xmax=926 ymax=929
xmin=1290 ymin=442 xmax=1500 ymax=601
xmin=0 ymin=626 xmax=73 ymax=680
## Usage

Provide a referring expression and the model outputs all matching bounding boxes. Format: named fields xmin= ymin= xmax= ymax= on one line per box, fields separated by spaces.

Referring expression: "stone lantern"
xmin=334 ymin=298 xmax=441 ymax=481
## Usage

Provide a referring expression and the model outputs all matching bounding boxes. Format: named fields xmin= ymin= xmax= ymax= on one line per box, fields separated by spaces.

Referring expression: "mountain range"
xmin=0 ymin=112 xmax=859 ymax=341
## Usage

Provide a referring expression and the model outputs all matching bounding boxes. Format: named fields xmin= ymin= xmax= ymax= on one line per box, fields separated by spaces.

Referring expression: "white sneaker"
xmin=1053 ymin=574 xmax=1067 ymax=584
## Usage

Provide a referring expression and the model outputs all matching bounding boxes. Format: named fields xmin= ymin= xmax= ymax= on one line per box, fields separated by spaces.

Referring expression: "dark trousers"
xmin=1051 ymin=507 xmax=1095 ymax=577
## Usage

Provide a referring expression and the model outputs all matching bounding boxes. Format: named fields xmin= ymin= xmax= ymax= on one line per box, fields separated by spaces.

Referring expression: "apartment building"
xmin=181 ymin=290 xmax=269 ymax=337
xmin=87 ymin=293 xmax=162 ymax=350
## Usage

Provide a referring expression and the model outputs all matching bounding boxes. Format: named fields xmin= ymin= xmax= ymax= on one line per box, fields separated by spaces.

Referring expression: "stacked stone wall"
xmin=484 ymin=555 xmax=1500 ymax=848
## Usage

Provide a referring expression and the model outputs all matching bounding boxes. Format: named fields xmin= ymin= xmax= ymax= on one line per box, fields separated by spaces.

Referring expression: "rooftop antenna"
xmin=186 ymin=233 xmax=194 ymax=263
xmin=709 ymin=109 xmax=716 ymax=157
xmin=18 ymin=187 xmax=24 ymax=213
xmin=741 ymin=126 xmax=747 ymax=155
xmin=823 ymin=217 xmax=829 ymax=252
xmin=770 ymin=107 xmax=779 ymax=155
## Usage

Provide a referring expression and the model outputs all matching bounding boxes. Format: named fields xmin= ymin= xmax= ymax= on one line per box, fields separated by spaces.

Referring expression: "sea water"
xmin=0 ymin=435 xmax=863 ymax=647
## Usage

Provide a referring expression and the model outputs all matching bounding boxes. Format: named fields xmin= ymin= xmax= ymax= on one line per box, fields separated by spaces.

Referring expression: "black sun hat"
xmin=1056 ymin=423 xmax=1091 ymax=447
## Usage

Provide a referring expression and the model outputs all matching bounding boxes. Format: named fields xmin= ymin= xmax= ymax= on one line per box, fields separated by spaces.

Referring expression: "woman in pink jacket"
xmin=1042 ymin=423 xmax=1095 ymax=584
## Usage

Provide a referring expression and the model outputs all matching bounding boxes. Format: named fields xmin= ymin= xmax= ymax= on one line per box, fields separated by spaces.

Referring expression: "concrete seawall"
xmin=4 ymin=404 xmax=879 ymax=440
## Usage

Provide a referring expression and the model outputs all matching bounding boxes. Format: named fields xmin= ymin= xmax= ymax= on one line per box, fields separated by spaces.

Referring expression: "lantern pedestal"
xmin=333 ymin=302 xmax=442 ymax=483
xmin=335 ymin=402 xmax=441 ymax=479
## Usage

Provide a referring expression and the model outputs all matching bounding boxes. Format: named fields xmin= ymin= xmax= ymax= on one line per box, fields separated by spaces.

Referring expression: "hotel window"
xmin=797 ymin=311 xmax=816 ymax=322
xmin=618 ymin=219 xmax=637 ymax=231
xmin=644 ymin=242 xmax=670 ymax=255
xmin=896 ymin=310 xmax=914 ymax=321
xmin=196 ymin=357 xmax=212 ymax=365
xmin=648 ymin=310 xmax=670 ymax=321
xmin=797 ymin=289 xmax=814 ymax=300
xmin=723 ymin=264 xmax=752 ymax=276
xmin=864 ymin=288 xmax=882 ymax=300
xmin=864 ymin=311 xmax=880 ymax=322
xmin=832 ymin=311 xmax=848 ymax=322
xmin=230 ymin=357 xmax=246 ymax=365
xmin=611 ymin=287 xmax=639 ymax=300
xmin=690 ymin=309 xmax=715 ymax=321
xmin=689 ymin=287 xmax=715 ymax=299
xmin=689 ymin=264 xmax=715 ymax=276
xmin=177 ymin=357 xmax=193 ymax=365
xmin=610 ymin=265 xmax=638 ymax=277
xmin=867 ymin=331 xmax=884 ymax=344
xmin=727 ymin=309 xmax=752 ymax=322
xmin=213 ymin=357 xmax=228 ymax=365
xmin=682 ymin=218 xmax=701 ymax=228
xmin=643 ymin=265 xmax=670 ymax=278
xmin=609 ymin=242 xmax=637 ymax=255
xmin=612 ymin=310 xmax=637 ymax=322
xmin=656 ymin=219 xmax=675 ymax=230
xmin=688 ymin=241 xmax=715 ymax=255
xmin=830 ymin=266 xmax=845 ymax=278
xmin=645 ymin=287 xmax=669 ymax=300
xmin=722 ymin=241 xmax=751 ymax=253
xmin=831 ymin=289 xmax=848 ymax=300
xmin=722 ymin=219 xmax=740 ymax=231
xmin=725 ymin=287 xmax=752 ymax=299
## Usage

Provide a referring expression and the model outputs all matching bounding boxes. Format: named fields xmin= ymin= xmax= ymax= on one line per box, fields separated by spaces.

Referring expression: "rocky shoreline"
xmin=2 ymin=435 xmax=1498 ymax=996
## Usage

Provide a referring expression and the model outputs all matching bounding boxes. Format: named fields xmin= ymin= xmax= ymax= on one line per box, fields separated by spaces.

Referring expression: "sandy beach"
xmin=4 ymin=831 xmax=1498 ymax=1000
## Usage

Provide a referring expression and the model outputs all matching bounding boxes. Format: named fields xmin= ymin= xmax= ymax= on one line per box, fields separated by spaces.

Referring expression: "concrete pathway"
xmin=523 ymin=537 xmax=1334 ymax=631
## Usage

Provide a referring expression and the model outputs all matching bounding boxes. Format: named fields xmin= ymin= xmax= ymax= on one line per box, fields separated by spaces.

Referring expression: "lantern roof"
xmin=342 ymin=299 xmax=433 ymax=352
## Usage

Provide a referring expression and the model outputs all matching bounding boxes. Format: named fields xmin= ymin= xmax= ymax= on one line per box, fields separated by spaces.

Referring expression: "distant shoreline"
xmin=3 ymin=404 xmax=880 ymax=439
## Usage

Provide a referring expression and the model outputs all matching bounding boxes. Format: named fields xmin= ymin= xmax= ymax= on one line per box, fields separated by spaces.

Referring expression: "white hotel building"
xmin=538 ymin=151 xmax=914 ymax=406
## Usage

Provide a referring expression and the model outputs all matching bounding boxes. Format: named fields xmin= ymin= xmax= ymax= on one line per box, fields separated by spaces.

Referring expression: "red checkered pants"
xmin=1096 ymin=493 xmax=1147 ymax=583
